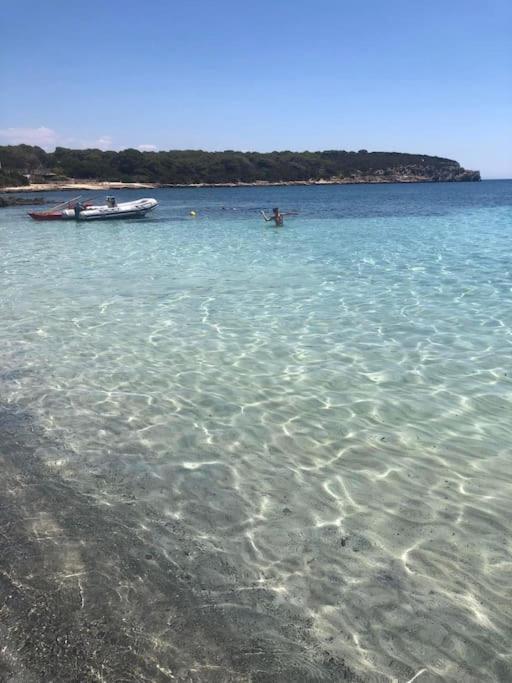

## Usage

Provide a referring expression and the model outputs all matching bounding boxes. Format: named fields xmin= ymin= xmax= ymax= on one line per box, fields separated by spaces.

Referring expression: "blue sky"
xmin=1 ymin=0 xmax=511 ymax=177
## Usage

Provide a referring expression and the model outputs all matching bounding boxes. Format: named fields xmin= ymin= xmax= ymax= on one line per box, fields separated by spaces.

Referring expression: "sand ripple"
xmin=1 ymin=184 xmax=511 ymax=680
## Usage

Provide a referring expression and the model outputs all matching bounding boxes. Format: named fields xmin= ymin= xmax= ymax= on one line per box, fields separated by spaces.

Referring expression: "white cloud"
xmin=0 ymin=127 xmax=115 ymax=151
xmin=93 ymin=136 xmax=113 ymax=150
xmin=137 ymin=144 xmax=157 ymax=152
xmin=0 ymin=126 xmax=58 ymax=150
xmin=58 ymin=135 xmax=114 ymax=150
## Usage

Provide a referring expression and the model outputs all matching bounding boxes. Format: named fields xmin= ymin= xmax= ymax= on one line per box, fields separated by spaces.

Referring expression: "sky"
xmin=1 ymin=0 xmax=511 ymax=177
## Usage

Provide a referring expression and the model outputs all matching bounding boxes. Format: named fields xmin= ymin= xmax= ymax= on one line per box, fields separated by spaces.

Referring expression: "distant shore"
xmin=1 ymin=174 xmax=481 ymax=194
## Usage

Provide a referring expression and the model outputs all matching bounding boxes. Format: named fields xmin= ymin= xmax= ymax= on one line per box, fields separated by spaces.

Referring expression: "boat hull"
xmin=72 ymin=198 xmax=158 ymax=221
xmin=78 ymin=207 xmax=156 ymax=221
xmin=28 ymin=211 xmax=69 ymax=221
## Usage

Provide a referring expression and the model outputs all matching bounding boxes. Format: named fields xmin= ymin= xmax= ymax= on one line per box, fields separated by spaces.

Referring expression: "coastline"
xmin=1 ymin=175 xmax=480 ymax=193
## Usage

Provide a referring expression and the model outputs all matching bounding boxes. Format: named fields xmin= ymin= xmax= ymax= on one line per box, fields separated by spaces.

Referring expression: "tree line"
xmin=0 ymin=144 xmax=475 ymax=186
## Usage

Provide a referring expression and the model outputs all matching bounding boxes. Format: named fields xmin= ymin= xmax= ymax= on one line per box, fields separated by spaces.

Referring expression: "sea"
xmin=1 ymin=181 xmax=511 ymax=682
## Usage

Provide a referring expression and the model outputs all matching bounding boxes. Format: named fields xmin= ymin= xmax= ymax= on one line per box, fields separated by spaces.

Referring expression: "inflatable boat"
xmin=64 ymin=197 xmax=158 ymax=221
xmin=29 ymin=196 xmax=158 ymax=221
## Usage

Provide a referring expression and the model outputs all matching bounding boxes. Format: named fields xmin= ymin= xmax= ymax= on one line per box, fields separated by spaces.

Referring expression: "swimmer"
xmin=261 ymin=207 xmax=295 ymax=226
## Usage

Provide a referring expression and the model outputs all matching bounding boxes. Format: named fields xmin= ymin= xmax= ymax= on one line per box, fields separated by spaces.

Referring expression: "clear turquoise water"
xmin=1 ymin=181 xmax=511 ymax=681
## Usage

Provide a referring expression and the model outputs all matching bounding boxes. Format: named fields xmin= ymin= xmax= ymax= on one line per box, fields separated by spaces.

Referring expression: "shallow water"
xmin=1 ymin=181 xmax=511 ymax=681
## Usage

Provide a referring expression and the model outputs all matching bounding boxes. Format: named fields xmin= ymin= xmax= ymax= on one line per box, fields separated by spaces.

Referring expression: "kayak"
xmin=28 ymin=194 xmax=87 ymax=220
xmin=28 ymin=210 xmax=70 ymax=221
xmin=63 ymin=198 xmax=158 ymax=221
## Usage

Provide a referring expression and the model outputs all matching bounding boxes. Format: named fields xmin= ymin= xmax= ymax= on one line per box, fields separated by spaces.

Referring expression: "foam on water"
xmin=1 ymin=182 xmax=511 ymax=681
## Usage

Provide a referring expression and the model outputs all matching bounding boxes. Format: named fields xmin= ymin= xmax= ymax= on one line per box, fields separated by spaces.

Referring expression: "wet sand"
xmin=0 ymin=403 xmax=358 ymax=682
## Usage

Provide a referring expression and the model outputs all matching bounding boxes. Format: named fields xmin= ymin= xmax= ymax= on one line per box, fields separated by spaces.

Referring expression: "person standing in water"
xmin=74 ymin=200 xmax=84 ymax=219
xmin=261 ymin=207 xmax=285 ymax=226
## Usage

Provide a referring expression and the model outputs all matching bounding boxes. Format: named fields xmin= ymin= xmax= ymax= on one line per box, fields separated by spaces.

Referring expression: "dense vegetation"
xmin=0 ymin=144 xmax=479 ymax=186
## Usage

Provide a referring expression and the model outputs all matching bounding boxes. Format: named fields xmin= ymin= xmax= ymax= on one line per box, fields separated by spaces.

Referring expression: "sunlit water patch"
xmin=1 ymin=181 xmax=511 ymax=681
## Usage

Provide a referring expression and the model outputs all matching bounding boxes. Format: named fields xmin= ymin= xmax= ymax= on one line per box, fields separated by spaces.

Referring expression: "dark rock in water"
xmin=0 ymin=195 xmax=48 ymax=208
xmin=454 ymin=169 xmax=481 ymax=181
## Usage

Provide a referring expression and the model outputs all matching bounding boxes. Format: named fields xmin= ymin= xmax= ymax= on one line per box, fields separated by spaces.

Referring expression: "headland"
xmin=0 ymin=145 xmax=480 ymax=192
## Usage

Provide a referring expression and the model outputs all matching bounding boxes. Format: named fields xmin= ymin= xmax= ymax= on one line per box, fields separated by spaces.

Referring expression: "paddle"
xmin=47 ymin=195 xmax=82 ymax=212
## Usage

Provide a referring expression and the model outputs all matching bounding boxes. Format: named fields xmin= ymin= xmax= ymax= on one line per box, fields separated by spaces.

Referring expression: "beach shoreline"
xmin=1 ymin=175 xmax=480 ymax=193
